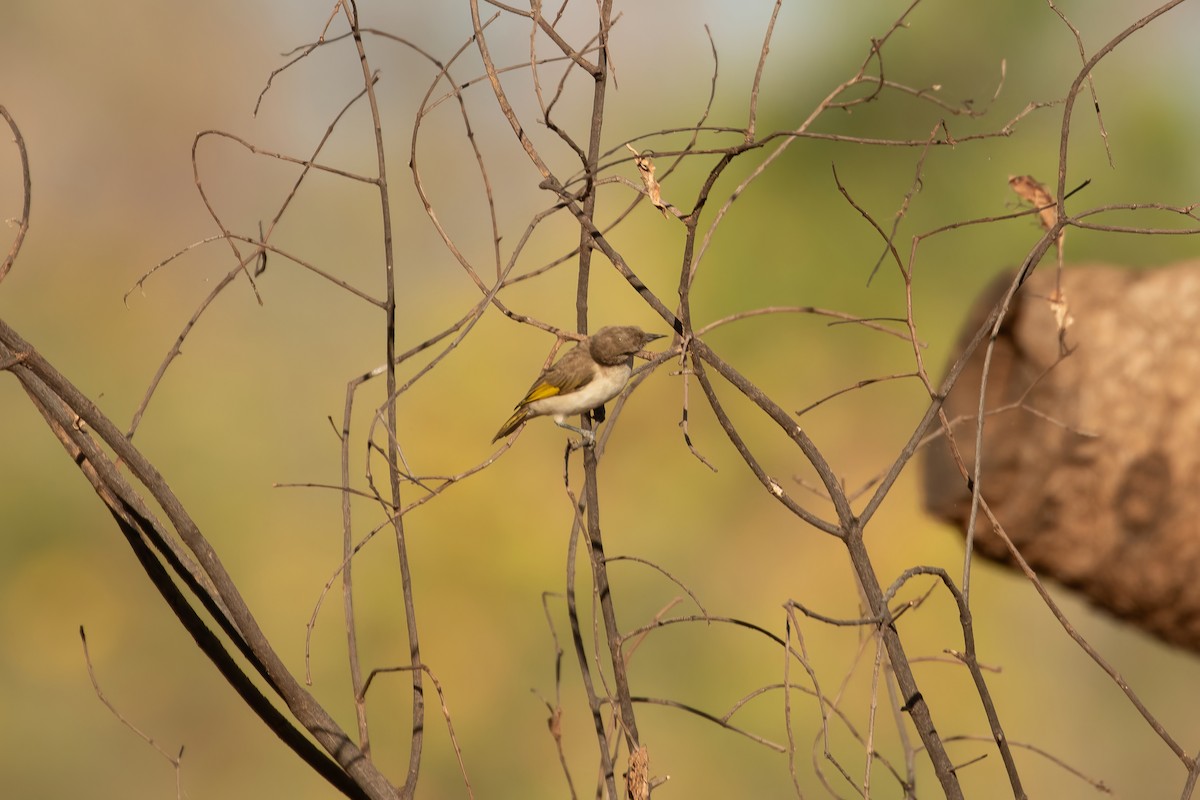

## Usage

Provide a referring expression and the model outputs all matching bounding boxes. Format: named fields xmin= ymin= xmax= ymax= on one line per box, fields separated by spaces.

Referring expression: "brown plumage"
xmin=492 ymin=326 xmax=664 ymax=443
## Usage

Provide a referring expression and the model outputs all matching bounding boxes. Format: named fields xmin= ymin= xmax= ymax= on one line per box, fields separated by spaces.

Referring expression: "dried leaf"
xmin=1009 ymin=174 xmax=1064 ymax=248
xmin=626 ymin=143 xmax=672 ymax=218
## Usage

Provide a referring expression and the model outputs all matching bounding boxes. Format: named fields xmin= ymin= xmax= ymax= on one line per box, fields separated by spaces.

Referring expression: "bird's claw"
xmin=567 ymin=430 xmax=597 ymax=451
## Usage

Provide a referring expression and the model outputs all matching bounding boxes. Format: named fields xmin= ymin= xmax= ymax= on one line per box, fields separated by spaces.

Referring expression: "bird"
xmin=492 ymin=325 xmax=665 ymax=444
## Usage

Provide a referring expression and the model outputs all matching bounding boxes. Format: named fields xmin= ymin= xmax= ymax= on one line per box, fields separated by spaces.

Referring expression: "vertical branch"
xmin=468 ymin=0 xmax=642 ymax=778
xmin=342 ymin=0 xmax=424 ymax=792
xmin=341 ymin=381 xmax=371 ymax=752
xmin=844 ymin=529 xmax=965 ymax=800
xmin=565 ymin=499 xmax=619 ymax=798
xmin=573 ymin=0 xmax=642 ymax=757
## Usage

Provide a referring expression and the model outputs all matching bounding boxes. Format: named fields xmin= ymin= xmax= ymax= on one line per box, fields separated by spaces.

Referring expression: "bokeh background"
xmin=2 ymin=1 xmax=1199 ymax=797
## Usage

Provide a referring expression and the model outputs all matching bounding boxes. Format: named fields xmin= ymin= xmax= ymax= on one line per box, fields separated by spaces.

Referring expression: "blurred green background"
xmin=2 ymin=1 xmax=1199 ymax=797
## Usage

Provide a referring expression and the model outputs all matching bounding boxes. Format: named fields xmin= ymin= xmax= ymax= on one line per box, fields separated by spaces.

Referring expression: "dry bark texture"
xmin=924 ymin=261 xmax=1200 ymax=652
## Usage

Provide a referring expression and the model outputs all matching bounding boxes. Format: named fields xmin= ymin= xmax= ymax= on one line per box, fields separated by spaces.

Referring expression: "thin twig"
xmin=0 ymin=106 xmax=32 ymax=284
xmin=80 ymin=627 xmax=187 ymax=799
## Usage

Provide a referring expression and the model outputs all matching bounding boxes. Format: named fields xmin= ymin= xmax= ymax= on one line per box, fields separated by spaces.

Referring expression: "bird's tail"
xmin=492 ymin=408 xmax=529 ymax=442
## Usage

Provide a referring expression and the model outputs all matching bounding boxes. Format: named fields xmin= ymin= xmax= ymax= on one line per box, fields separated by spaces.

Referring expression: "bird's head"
xmin=588 ymin=326 xmax=665 ymax=364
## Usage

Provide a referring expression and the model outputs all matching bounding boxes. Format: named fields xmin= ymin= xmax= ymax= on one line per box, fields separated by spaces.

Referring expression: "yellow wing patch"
xmin=519 ymin=381 xmax=562 ymax=406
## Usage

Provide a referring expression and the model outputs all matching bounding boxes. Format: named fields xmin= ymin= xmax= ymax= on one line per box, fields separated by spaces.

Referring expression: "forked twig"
xmin=81 ymin=627 xmax=187 ymax=799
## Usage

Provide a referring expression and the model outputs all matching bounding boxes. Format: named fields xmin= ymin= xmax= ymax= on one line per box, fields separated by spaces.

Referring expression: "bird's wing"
xmin=514 ymin=346 xmax=596 ymax=408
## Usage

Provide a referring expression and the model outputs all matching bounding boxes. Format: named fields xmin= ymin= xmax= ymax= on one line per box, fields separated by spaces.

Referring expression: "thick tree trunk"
xmin=924 ymin=261 xmax=1200 ymax=653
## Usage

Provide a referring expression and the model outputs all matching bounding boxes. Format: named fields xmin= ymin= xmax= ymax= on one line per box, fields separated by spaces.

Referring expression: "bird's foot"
xmin=568 ymin=432 xmax=596 ymax=451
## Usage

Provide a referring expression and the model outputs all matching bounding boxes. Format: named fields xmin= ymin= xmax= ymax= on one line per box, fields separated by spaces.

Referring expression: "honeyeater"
xmin=492 ymin=325 xmax=664 ymax=444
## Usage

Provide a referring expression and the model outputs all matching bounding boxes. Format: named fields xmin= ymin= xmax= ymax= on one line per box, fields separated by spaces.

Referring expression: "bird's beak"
xmin=645 ymin=333 xmax=666 ymax=341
